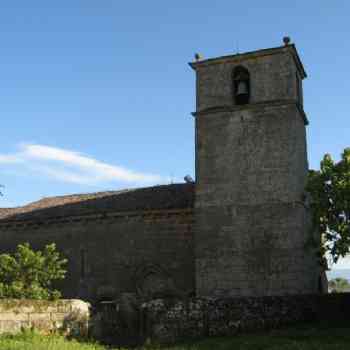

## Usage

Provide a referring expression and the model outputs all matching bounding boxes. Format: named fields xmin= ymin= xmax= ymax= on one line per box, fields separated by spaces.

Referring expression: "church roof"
xmin=0 ymin=183 xmax=195 ymax=222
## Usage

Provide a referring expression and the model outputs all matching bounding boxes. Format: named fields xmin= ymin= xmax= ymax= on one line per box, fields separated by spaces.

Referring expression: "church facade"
xmin=0 ymin=40 xmax=320 ymax=301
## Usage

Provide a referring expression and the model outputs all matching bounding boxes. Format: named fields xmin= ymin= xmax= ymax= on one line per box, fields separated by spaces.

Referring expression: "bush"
xmin=307 ymin=148 xmax=350 ymax=264
xmin=328 ymin=278 xmax=350 ymax=293
xmin=0 ymin=243 xmax=67 ymax=300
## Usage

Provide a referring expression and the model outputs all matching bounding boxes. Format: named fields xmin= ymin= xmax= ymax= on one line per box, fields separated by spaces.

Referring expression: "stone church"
xmin=0 ymin=39 xmax=320 ymax=301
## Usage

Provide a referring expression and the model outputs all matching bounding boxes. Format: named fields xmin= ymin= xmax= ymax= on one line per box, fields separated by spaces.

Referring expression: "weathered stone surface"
xmin=0 ymin=299 xmax=90 ymax=336
xmin=50 ymin=312 xmax=67 ymax=322
xmin=140 ymin=293 xmax=350 ymax=344
xmin=70 ymin=299 xmax=90 ymax=314
xmin=90 ymin=293 xmax=350 ymax=345
xmin=0 ymin=320 xmax=30 ymax=334
xmin=0 ymin=208 xmax=195 ymax=302
xmin=0 ymin=313 xmax=29 ymax=321
xmin=192 ymin=45 xmax=304 ymax=111
xmin=192 ymin=45 xmax=319 ymax=297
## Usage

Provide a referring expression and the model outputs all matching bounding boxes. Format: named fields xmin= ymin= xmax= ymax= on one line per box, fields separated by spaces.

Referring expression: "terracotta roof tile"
xmin=0 ymin=183 xmax=194 ymax=222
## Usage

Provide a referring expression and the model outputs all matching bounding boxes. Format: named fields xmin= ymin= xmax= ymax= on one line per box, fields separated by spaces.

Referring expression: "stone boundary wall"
xmin=92 ymin=293 xmax=350 ymax=345
xmin=140 ymin=294 xmax=350 ymax=343
xmin=0 ymin=299 xmax=90 ymax=336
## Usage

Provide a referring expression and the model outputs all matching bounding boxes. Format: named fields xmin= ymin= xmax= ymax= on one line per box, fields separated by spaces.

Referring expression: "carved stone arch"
xmin=134 ymin=263 xmax=177 ymax=300
xmin=233 ymin=65 xmax=250 ymax=105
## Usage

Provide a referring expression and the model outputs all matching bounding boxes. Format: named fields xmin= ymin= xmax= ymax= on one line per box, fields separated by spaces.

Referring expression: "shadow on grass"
xmin=154 ymin=321 xmax=350 ymax=350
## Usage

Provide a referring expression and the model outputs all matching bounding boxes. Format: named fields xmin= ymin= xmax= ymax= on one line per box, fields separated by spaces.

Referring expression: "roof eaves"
xmin=189 ymin=44 xmax=307 ymax=79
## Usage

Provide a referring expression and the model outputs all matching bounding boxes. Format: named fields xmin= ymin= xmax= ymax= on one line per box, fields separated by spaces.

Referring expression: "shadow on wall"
xmin=91 ymin=293 xmax=350 ymax=347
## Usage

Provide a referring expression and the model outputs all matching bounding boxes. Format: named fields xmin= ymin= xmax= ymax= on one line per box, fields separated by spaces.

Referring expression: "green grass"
xmin=1 ymin=323 xmax=350 ymax=350
xmin=179 ymin=325 xmax=350 ymax=350
xmin=0 ymin=331 xmax=105 ymax=350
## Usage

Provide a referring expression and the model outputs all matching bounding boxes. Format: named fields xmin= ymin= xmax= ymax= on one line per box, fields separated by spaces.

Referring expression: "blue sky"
xmin=0 ymin=1 xmax=349 ymax=267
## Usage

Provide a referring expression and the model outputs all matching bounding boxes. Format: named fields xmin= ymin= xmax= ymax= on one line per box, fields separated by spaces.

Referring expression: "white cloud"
xmin=0 ymin=154 xmax=23 ymax=164
xmin=0 ymin=143 xmax=164 ymax=186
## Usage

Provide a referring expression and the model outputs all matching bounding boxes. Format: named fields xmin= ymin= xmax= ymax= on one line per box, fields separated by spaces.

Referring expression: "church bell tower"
xmin=190 ymin=39 xmax=319 ymax=297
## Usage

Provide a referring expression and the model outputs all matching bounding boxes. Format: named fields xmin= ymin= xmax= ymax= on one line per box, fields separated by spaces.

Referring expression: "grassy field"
xmin=1 ymin=323 xmax=350 ymax=350
xmin=0 ymin=331 xmax=104 ymax=350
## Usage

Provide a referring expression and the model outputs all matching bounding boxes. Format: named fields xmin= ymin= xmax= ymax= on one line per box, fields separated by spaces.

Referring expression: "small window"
xmin=233 ymin=66 xmax=250 ymax=105
xmin=80 ymin=249 xmax=86 ymax=279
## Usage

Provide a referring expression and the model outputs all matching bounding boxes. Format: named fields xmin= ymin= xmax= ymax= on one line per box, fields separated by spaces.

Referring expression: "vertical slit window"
xmin=80 ymin=249 xmax=86 ymax=279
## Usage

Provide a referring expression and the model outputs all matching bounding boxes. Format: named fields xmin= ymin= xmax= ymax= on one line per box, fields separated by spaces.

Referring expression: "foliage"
xmin=0 ymin=243 xmax=67 ymax=300
xmin=328 ymin=277 xmax=350 ymax=293
xmin=307 ymin=148 xmax=350 ymax=265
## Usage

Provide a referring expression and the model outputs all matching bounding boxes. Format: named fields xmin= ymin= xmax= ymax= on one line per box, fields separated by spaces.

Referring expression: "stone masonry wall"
xmin=193 ymin=46 xmax=319 ymax=297
xmin=195 ymin=104 xmax=318 ymax=297
xmin=195 ymin=47 xmax=300 ymax=111
xmin=0 ymin=299 xmax=89 ymax=335
xmin=0 ymin=209 xmax=194 ymax=302
xmin=141 ymin=294 xmax=350 ymax=344
xmin=93 ymin=293 xmax=350 ymax=345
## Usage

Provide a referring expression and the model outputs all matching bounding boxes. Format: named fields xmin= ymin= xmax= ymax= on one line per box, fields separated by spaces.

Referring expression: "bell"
xmin=236 ymin=81 xmax=248 ymax=95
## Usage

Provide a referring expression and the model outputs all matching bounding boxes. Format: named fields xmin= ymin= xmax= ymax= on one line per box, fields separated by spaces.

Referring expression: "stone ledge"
xmin=192 ymin=100 xmax=308 ymax=125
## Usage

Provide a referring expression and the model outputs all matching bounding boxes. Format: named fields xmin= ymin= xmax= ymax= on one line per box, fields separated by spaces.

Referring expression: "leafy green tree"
xmin=307 ymin=148 xmax=350 ymax=265
xmin=328 ymin=277 xmax=350 ymax=293
xmin=0 ymin=243 xmax=67 ymax=300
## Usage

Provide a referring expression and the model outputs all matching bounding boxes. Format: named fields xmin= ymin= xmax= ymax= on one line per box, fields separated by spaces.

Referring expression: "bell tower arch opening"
xmin=233 ymin=66 xmax=250 ymax=105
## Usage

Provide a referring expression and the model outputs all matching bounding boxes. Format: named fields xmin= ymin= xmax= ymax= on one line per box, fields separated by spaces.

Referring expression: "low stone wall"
xmin=0 ymin=299 xmax=90 ymax=336
xmin=93 ymin=293 xmax=350 ymax=345
xmin=141 ymin=294 xmax=350 ymax=343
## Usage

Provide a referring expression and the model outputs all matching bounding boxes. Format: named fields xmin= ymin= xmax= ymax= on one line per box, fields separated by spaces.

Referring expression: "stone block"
xmin=56 ymin=300 xmax=73 ymax=313
xmin=0 ymin=313 xmax=28 ymax=322
xmin=70 ymin=299 xmax=90 ymax=315
xmin=50 ymin=313 xmax=67 ymax=322
xmin=29 ymin=313 xmax=51 ymax=322
xmin=0 ymin=320 xmax=28 ymax=334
